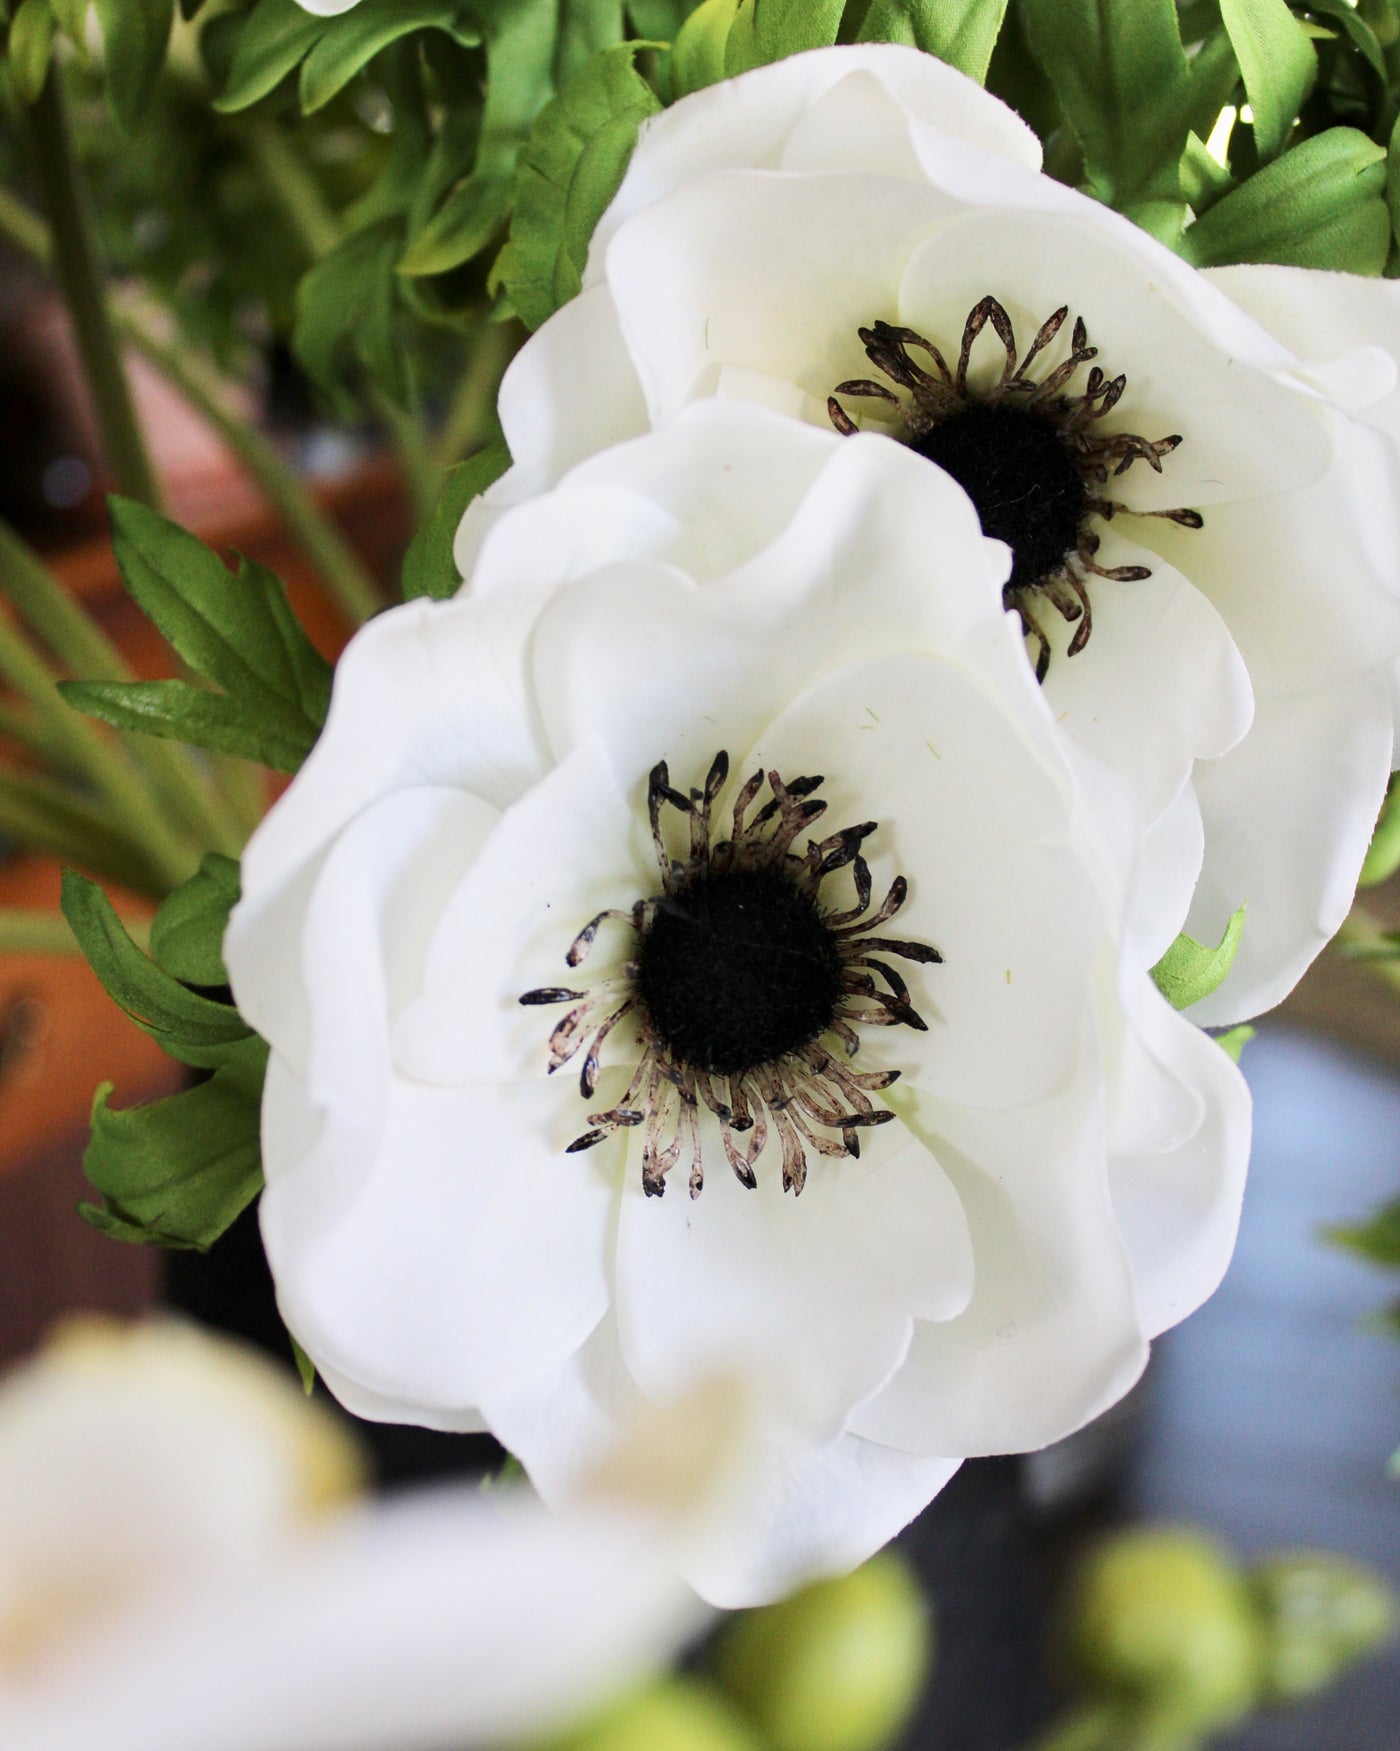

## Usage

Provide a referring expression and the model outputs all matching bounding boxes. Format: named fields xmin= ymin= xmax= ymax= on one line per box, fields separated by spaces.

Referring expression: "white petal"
xmin=592 ymin=45 xmax=1039 ymax=264
xmin=2 ymin=1493 xmax=703 ymax=1751
xmin=1039 ymin=529 xmax=1253 ymax=828
xmin=394 ymin=738 xmax=648 ymax=1087
xmin=897 ymin=208 xmax=1328 ymax=511
xmin=484 ymin=1319 xmax=959 ymax=1610
xmin=851 ymin=1053 xmax=1145 ymax=1456
xmin=745 ymin=651 xmax=1103 ymax=1109
xmin=227 ymin=597 xmax=543 ymax=1068
xmin=1127 ymin=782 xmax=1205 ymax=971
xmin=1107 ymin=1006 xmax=1252 ymax=1337
xmin=1185 ymin=671 xmax=1394 ymax=1025
xmin=260 ymin=1058 xmax=613 ymax=1417
xmin=613 ymin=1114 xmax=971 ymax=1440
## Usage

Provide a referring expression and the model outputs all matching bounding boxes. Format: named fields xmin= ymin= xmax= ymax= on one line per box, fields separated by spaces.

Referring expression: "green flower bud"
xmin=536 ymin=1678 xmax=765 ymax=1751
xmin=713 ymin=1553 xmax=932 ymax=1751
xmin=1062 ymin=1528 xmax=1260 ymax=1732
xmin=1250 ymin=1551 xmax=1396 ymax=1703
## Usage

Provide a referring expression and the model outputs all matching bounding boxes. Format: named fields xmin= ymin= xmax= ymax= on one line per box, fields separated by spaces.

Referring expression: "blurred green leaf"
xmin=62 ymin=870 xmax=253 ymax=1067
xmin=402 ymin=439 xmax=511 ymax=600
xmin=1219 ymin=0 xmax=1315 ymax=161
xmin=1216 ymin=1024 xmax=1255 ymax=1063
xmin=1019 ymin=0 xmax=1191 ymax=242
xmin=857 ymin=0 xmax=1010 ymax=83
xmin=291 ymin=1333 xmax=317 ymax=1393
xmin=627 ymin=0 xmax=691 ymax=33
xmin=298 ymin=0 xmax=481 ymax=114
xmin=494 ymin=42 xmax=661 ymax=330
xmin=400 ymin=173 xmax=512 ymax=277
xmin=92 ymin=0 xmax=174 ymax=132
xmin=293 ymin=215 xmax=408 ymax=407
xmin=724 ymin=0 xmax=844 ymax=73
xmin=557 ymin=0 xmax=625 ymax=82
xmin=1305 ymin=0 xmax=1388 ymax=82
xmin=669 ymin=0 xmax=739 ymax=95
xmin=0 ymin=769 xmax=167 ymax=897
xmin=1360 ymin=770 xmax=1400 ymax=887
xmin=1323 ymin=1197 xmax=1400 ymax=1270
xmin=215 ymin=0 xmax=324 ymax=112
xmin=149 ymin=853 xmax=240 ymax=987
xmin=8 ymin=0 xmax=57 ymax=104
xmin=81 ymin=1034 xmax=266 ymax=1250
xmin=1181 ymin=126 xmax=1388 ymax=270
xmin=1151 ymin=905 xmax=1247 ymax=1010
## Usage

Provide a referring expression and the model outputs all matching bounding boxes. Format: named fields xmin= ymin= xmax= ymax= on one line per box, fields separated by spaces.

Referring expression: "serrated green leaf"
xmin=669 ymin=0 xmax=739 ymax=95
xmin=1182 ymin=126 xmax=1388 ymax=271
xmin=1019 ymin=0 xmax=1190 ymax=242
xmin=1361 ymin=770 xmax=1400 ymax=887
xmin=1323 ymin=1197 xmax=1400 ymax=1271
xmin=149 ymin=852 xmax=240 ymax=987
xmin=1215 ymin=1023 xmax=1255 ymax=1063
xmin=294 ymin=217 xmax=408 ymax=409
xmin=92 ymin=0 xmax=174 ymax=131
xmin=298 ymin=0 xmax=480 ymax=114
xmin=1150 ymin=904 xmax=1246 ymax=1010
xmin=724 ymin=0 xmax=844 ymax=73
xmin=496 ymin=43 xmax=661 ymax=331
xmin=215 ymin=0 xmax=324 ymax=113
xmin=62 ymin=869 xmax=252 ymax=1067
xmin=9 ymin=0 xmax=57 ymax=104
xmin=857 ymin=0 xmax=1010 ymax=83
xmin=1219 ymin=0 xmax=1315 ymax=161
xmin=59 ymin=679 xmax=315 ymax=772
xmin=80 ymin=1035 xmax=267 ymax=1251
xmin=402 ymin=439 xmax=510 ymax=601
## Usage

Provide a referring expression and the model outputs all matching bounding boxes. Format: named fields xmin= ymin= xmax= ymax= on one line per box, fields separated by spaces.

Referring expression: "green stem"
xmin=1334 ymin=904 xmax=1400 ymax=999
xmin=244 ymin=116 xmax=341 ymax=258
xmin=26 ymin=71 xmax=161 ymax=510
xmin=433 ymin=316 xmax=518 ymax=475
xmin=0 ymin=907 xmax=148 ymax=956
xmin=0 ymin=517 xmax=249 ymax=856
xmin=373 ymin=386 xmax=438 ymax=518
xmin=121 ymin=318 xmax=383 ymax=626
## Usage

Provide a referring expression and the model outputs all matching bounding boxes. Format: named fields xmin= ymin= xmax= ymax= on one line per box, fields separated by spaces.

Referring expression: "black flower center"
xmin=910 ymin=402 xmax=1088 ymax=598
xmin=635 ymin=866 xmax=844 ymax=1076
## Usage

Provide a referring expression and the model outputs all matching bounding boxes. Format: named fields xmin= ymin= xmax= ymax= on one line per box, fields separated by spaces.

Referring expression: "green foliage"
xmin=91 ymin=0 xmax=175 ymax=132
xmin=291 ymin=1333 xmax=317 ymax=1394
xmin=1150 ymin=906 xmax=1247 ymax=1011
xmin=493 ymin=42 xmax=661 ymax=330
xmin=1018 ymin=0 xmax=1191 ymax=243
xmin=857 ymin=0 xmax=1010 ymax=84
xmin=215 ymin=0 xmax=325 ymax=113
xmin=60 ymin=499 xmax=333 ymax=776
xmin=1323 ymin=1197 xmax=1400 ymax=1269
xmin=293 ymin=216 xmax=410 ymax=410
xmin=402 ymin=439 xmax=511 ymax=600
xmin=298 ymin=0 xmax=481 ymax=114
xmin=1216 ymin=1024 xmax=1255 ymax=1064
xmin=8 ymin=0 xmax=57 ymax=104
xmin=149 ymin=852 xmax=241 ymax=987
xmin=669 ymin=0 xmax=738 ymax=95
xmin=1251 ymin=1553 xmax=1396 ymax=1704
xmin=1180 ymin=126 xmax=1389 ymax=271
xmin=723 ymin=0 xmax=845 ymax=75
xmin=1360 ymin=771 xmax=1400 ymax=887
xmin=64 ymin=868 xmax=264 ymax=1252
xmin=1219 ymin=0 xmax=1316 ymax=161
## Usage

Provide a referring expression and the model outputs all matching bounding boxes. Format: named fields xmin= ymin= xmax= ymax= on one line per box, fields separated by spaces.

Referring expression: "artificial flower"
xmin=292 ymin=0 xmax=361 ymax=14
xmin=228 ymin=401 xmax=1250 ymax=1606
xmin=0 ymin=1318 xmax=723 ymax=1751
xmin=464 ymin=42 xmax=1400 ymax=1024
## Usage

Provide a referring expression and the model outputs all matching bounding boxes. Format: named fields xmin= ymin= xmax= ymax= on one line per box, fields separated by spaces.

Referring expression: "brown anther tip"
xmin=566 ymin=1130 xmax=605 ymax=1154
xmin=843 ymin=1128 xmax=861 ymax=1159
xmin=643 ymin=1174 xmax=666 ymax=1199
xmin=520 ymin=987 xmax=583 ymax=1006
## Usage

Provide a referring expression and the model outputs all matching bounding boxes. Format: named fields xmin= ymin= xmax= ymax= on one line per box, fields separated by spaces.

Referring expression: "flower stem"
xmin=0 ymin=907 xmax=146 ymax=956
xmin=25 ymin=70 xmax=161 ymax=511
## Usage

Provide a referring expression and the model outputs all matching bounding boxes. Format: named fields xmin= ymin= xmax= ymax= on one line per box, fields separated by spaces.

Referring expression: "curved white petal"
xmin=261 ymin=1058 xmax=614 ymax=1418
xmin=851 ymin=1050 xmax=1146 ymax=1456
xmin=614 ymin=1113 xmax=971 ymax=1440
xmin=1126 ymin=782 xmax=1206 ymax=971
xmin=1185 ymin=671 xmax=1394 ymax=1026
xmin=1107 ymin=1006 xmax=1252 ymax=1337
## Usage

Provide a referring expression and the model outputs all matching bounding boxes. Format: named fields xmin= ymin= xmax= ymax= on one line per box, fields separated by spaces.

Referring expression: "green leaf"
xmin=1181 ymin=131 xmax=1236 ymax=213
xmin=1181 ymin=126 xmax=1388 ymax=272
xmin=1387 ymin=112 xmax=1400 ymax=266
xmin=298 ymin=0 xmax=481 ymax=114
xmin=1215 ymin=1024 xmax=1255 ymax=1064
xmin=9 ymin=0 xmax=57 ymax=104
xmin=627 ymin=0 xmax=690 ymax=34
xmin=1218 ymin=0 xmax=1315 ymax=161
xmin=724 ymin=0 xmax=844 ymax=73
xmin=61 ymin=869 xmax=252 ymax=1067
xmin=495 ymin=43 xmax=662 ymax=331
xmin=1150 ymin=904 xmax=1246 ymax=1010
xmin=669 ymin=0 xmax=739 ymax=96
xmin=1019 ymin=0 xmax=1191 ymax=242
xmin=80 ymin=1035 xmax=267 ymax=1251
xmin=857 ymin=0 xmax=1010 ymax=83
xmin=215 ymin=0 xmax=324 ymax=113
xmin=0 ymin=769 xmax=168 ymax=897
xmin=1323 ymin=1197 xmax=1400 ymax=1271
xmin=149 ymin=852 xmax=241 ymax=987
xmin=92 ymin=0 xmax=174 ymax=132
xmin=290 ymin=1333 xmax=317 ymax=1394
xmin=557 ymin=0 xmax=625 ymax=83
xmin=402 ymin=439 xmax=510 ymax=600
xmin=294 ymin=217 xmax=408 ymax=408
xmin=1360 ymin=771 xmax=1400 ymax=887
xmin=399 ymin=174 xmax=513 ymax=278
xmin=1299 ymin=0 xmax=1387 ymax=83
xmin=62 ymin=501 xmax=332 ymax=772
xmin=48 ymin=0 xmax=88 ymax=47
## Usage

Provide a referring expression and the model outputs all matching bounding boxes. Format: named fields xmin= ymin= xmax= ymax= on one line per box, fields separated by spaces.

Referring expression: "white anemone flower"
xmin=465 ymin=43 xmax=1400 ymax=1025
xmin=227 ymin=402 xmax=1250 ymax=1607
xmin=0 ymin=1318 xmax=722 ymax=1751
xmin=292 ymin=0 xmax=361 ymax=14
